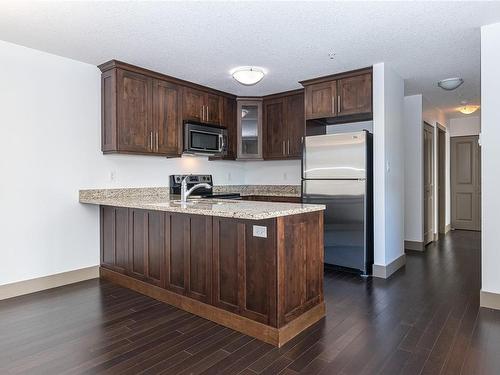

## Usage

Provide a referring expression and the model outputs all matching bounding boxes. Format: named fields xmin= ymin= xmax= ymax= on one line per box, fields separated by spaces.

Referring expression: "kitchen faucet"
xmin=181 ymin=177 xmax=211 ymax=203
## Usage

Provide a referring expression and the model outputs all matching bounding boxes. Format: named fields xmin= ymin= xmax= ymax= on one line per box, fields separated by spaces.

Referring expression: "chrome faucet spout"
xmin=181 ymin=177 xmax=211 ymax=203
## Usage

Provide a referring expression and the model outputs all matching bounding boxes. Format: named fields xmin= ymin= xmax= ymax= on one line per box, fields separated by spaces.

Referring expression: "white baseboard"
xmin=404 ymin=240 xmax=424 ymax=251
xmin=480 ymin=290 xmax=500 ymax=311
xmin=372 ymin=254 xmax=406 ymax=279
xmin=0 ymin=266 xmax=99 ymax=301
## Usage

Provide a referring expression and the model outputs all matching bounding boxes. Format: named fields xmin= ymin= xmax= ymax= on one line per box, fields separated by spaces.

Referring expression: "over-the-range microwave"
xmin=183 ymin=122 xmax=227 ymax=156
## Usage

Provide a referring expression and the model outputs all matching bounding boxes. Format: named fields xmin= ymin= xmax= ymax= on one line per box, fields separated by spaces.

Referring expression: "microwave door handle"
xmin=218 ymin=134 xmax=225 ymax=152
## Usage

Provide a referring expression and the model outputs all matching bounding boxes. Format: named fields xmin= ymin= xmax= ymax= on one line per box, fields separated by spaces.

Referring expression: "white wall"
xmin=373 ymin=63 xmax=405 ymax=267
xmin=403 ymin=95 xmax=424 ymax=243
xmin=481 ymin=23 xmax=500 ymax=295
xmin=449 ymin=116 xmax=481 ymax=137
xmin=0 ymin=40 xmax=302 ymax=286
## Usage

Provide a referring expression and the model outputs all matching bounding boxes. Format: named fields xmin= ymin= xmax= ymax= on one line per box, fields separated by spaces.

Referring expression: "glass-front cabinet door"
xmin=237 ymin=99 xmax=263 ymax=159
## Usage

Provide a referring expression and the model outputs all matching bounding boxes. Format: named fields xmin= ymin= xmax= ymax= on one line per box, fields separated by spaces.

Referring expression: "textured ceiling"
xmin=1 ymin=1 xmax=499 ymax=119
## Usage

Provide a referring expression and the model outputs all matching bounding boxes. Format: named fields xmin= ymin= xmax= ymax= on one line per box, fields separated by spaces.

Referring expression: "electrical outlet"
xmin=253 ymin=225 xmax=267 ymax=238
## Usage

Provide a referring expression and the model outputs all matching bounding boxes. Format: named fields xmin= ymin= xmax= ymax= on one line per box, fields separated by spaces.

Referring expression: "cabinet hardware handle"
xmin=201 ymin=106 xmax=204 ymax=121
xmin=150 ymin=131 xmax=153 ymax=151
xmin=206 ymin=106 xmax=209 ymax=121
xmin=156 ymin=132 xmax=159 ymax=151
xmin=332 ymin=97 xmax=335 ymax=114
xmin=338 ymin=95 xmax=341 ymax=113
xmin=282 ymin=140 xmax=286 ymax=155
xmin=287 ymin=139 xmax=290 ymax=155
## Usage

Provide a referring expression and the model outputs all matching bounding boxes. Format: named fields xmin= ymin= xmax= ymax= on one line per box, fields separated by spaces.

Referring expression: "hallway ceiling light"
xmin=231 ymin=67 xmax=265 ymax=86
xmin=437 ymin=77 xmax=464 ymax=91
xmin=457 ymin=101 xmax=480 ymax=115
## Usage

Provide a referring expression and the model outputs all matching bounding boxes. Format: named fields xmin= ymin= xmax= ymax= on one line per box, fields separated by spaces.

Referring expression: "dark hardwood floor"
xmin=1 ymin=230 xmax=499 ymax=374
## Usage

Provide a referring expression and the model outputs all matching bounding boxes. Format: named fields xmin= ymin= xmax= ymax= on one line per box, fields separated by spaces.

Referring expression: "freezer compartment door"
xmin=303 ymin=132 xmax=366 ymax=179
xmin=302 ymin=179 xmax=367 ymax=272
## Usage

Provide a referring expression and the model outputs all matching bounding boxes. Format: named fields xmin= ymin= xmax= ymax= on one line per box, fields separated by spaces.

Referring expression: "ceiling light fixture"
xmin=437 ymin=77 xmax=464 ymax=91
xmin=231 ymin=67 xmax=265 ymax=86
xmin=457 ymin=101 xmax=480 ymax=115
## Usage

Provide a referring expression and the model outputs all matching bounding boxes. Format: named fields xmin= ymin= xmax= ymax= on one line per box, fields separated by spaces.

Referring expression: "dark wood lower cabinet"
xmin=110 ymin=209 xmax=166 ymax=287
xmin=213 ymin=217 xmax=277 ymax=325
xmin=100 ymin=206 xmax=129 ymax=274
xmin=100 ymin=205 xmax=324 ymax=346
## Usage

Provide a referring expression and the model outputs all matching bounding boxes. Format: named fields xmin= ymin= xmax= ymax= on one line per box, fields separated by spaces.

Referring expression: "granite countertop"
xmin=79 ymin=187 xmax=323 ymax=220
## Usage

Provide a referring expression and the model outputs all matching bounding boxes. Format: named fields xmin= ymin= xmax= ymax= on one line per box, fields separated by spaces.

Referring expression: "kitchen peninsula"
xmin=80 ymin=187 xmax=325 ymax=347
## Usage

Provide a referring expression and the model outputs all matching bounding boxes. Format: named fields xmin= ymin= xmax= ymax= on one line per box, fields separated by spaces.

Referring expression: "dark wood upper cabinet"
xmin=263 ymin=90 xmax=305 ymax=160
xmin=182 ymin=87 xmax=205 ymax=123
xmin=263 ymin=97 xmax=286 ymax=159
xmin=224 ymin=97 xmax=237 ymax=159
xmin=153 ymin=79 xmax=182 ymax=156
xmin=210 ymin=97 xmax=237 ymax=160
xmin=99 ymin=60 xmax=234 ymax=156
xmin=182 ymin=88 xmax=224 ymax=126
xmin=301 ymin=67 xmax=373 ymax=123
xmin=304 ymin=81 xmax=337 ymax=120
xmin=205 ymin=93 xmax=224 ymax=125
xmin=116 ymin=69 xmax=153 ymax=153
xmin=286 ymin=92 xmax=306 ymax=158
xmin=337 ymin=73 xmax=372 ymax=116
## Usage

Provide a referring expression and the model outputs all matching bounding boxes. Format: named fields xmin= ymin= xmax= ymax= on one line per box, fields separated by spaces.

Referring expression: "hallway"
xmin=0 ymin=230 xmax=499 ymax=374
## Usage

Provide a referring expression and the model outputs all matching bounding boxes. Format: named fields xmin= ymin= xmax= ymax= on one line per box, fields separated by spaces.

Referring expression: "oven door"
xmin=184 ymin=123 xmax=227 ymax=155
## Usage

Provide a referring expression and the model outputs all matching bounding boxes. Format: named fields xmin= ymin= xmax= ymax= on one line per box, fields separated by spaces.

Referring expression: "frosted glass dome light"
xmin=231 ymin=67 xmax=265 ymax=86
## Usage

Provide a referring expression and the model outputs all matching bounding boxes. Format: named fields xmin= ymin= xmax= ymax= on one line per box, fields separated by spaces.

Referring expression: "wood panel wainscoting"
xmin=99 ymin=206 xmax=325 ymax=347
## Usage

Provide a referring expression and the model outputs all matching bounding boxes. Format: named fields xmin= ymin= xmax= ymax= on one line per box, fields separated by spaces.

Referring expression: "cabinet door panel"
xmin=305 ymin=81 xmax=336 ymax=119
xmin=183 ymin=87 xmax=204 ymax=122
xmin=153 ymin=79 xmax=181 ymax=155
xmin=128 ymin=209 xmax=147 ymax=279
xmin=146 ymin=211 xmax=165 ymax=287
xmin=116 ymin=69 xmax=153 ymax=152
xmin=224 ymin=97 xmax=237 ymax=159
xmin=241 ymin=219 xmax=277 ymax=326
xmin=286 ymin=93 xmax=305 ymax=158
xmin=100 ymin=206 xmax=129 ymax=273
xmin=165 ymin=214 xmax=186 ymax=294
xmin=338 ymin=74 xmax=372 ymax=116
xmin=278 ymin=212 xmax=323 ymax=326
xmin=206 ymin=94 xmax=223 ymax=125
xmin=186 ymin=215 xmax=212 ymax=303
xmin=263 ymin=98 xmax=286 ymax=159
xmin=213 ymin=218 xmax=241 ymax=313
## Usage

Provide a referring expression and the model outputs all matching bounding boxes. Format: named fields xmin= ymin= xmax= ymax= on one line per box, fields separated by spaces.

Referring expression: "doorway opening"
xmin=423 ymin=122 xmax=435 ymax=245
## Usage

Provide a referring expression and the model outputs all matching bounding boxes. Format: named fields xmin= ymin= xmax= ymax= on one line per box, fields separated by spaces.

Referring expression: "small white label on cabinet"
xmin=253 ymin=225 xmax=267 ymax=238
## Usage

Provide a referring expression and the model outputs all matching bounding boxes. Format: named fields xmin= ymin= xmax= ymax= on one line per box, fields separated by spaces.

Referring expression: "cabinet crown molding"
xmin=299 ymin=66 xmax=373 ymax=87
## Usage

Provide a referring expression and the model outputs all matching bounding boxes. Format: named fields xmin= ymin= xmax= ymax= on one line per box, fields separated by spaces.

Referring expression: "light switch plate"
xmin=253 ymin=225 xmax=267 ymax=238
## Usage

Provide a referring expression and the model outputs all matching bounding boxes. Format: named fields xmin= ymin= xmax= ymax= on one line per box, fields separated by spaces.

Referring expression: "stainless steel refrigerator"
xmin=302 ymin=130 xmax=373 ymax=275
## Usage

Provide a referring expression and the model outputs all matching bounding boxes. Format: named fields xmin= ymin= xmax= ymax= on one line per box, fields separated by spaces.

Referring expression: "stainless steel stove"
xmin=169 ymin=175 xmax=241 ymax=200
